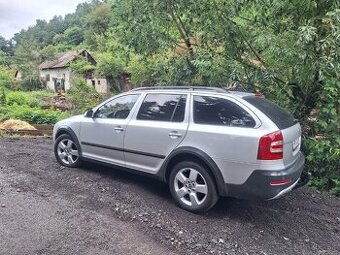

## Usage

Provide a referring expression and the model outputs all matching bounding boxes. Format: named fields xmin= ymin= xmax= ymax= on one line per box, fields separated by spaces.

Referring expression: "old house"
xmin=39 ymin=50 xmax=108 ymax=93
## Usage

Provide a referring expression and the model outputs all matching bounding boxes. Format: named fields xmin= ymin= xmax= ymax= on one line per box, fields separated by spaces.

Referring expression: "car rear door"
xmin=123 ymin=92 xmax=190 ymax=173
xmin=80 ymin=94 xmax=140 ymax=166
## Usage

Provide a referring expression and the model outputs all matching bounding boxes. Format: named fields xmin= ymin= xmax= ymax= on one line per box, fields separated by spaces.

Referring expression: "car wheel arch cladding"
xmin=55 ymin=126 xmax=82 ymax=157
xmin=160 ymin=147 xmax=227 ymax=196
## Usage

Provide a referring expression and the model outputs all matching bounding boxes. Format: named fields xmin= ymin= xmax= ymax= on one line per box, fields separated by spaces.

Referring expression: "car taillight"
xmin=258 ymin=131 xmax=283 ymax=160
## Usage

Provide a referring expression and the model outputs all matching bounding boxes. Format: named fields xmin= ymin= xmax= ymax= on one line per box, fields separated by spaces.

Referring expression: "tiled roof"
xmin=39 ymin=50 xmax=80 ymax=70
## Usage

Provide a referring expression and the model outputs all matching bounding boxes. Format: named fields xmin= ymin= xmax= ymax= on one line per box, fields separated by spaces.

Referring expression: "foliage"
xmin=0 ymin=90 xmax=67 ymax=124
xmin=63 ymin=26 xmax=84 ymax=45
xmin=70 ymin=58 xmax=96 ymax=74
xmin=96 ymin=52 xmax=125 ymax=79
xmin=67 ymin=79 xmax=103 ymax=114
xmin=6 ymin=91 xmax=40 ymax=107
xmin=0 ymin=104 xmax=68 ymax=124
xmin=0 ymin=36 xmax=13 ymax=55
xmin=0 ymin=88 xmax=6 ymax=106
xmin=84 ymin=2 xmax=113 ymax=49
xmin=40 ymin=45 xmax=57 ymax=61
xmin=303 ymin=76 xmax=340 ymax=195
xmin=0 ymin=67 xmax=15 ymax=89
xmin=0 ymin=50 xmax=11 ymax=67
xmin=126 ymin=53 xmax=169 ymax=86
xmin=20 ymin=75 xmax=42 ymax=91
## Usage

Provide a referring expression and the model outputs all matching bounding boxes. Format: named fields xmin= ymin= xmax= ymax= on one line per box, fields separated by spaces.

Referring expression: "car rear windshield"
xmin=244 ymin=96 xmax=296 ymax=129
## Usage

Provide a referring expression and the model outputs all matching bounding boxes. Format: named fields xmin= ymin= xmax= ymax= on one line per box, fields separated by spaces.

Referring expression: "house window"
xmin=91 ymin=80 xmax=95 ymax=86
xmin=46 ymin=74 xmax=50 ymax=81
xmin=98 ymin=80 xmax=101 ymax=85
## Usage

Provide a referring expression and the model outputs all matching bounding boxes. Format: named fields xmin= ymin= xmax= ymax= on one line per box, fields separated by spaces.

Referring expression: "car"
xmin=53 ymin=86 xmax=308 ymax=213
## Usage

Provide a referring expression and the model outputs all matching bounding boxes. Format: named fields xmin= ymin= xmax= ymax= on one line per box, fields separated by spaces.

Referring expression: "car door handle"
xmin=114 ymin=126 xmax=124 ymax=132
xmin=169 ymin=131 xmax=182 ymax=139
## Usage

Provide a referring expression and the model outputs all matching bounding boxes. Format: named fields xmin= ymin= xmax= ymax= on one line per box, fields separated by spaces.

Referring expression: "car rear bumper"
xmin=225 ymin=153 xmax=306 ymax=200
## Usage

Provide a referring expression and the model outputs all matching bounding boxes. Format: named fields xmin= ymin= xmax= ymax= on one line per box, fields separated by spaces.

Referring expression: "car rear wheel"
xmin=54 ymin=134 xmax=81 ymax=168
xmin=169 ymin=161 xmax=219 ymax=213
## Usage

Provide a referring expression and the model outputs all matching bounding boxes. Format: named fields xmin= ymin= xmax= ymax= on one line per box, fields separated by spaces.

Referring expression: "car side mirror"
xmin=84 ymin=109 xmax=94 ymax=118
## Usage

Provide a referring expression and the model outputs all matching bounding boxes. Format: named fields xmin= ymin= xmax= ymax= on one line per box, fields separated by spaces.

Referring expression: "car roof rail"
xmin=130 ymin=86 xmax=228 ymax=93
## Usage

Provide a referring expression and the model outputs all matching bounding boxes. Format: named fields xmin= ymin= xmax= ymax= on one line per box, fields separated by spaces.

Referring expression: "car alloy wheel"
xmin=57 ymin=138 xmax=79 ymax=165
xmin=174 ymin=167 xmax=208 ymax=207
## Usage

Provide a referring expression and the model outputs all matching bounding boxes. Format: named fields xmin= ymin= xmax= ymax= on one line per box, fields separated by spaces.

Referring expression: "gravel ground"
xmin=0 ymin=138 xmax=339 ymax=255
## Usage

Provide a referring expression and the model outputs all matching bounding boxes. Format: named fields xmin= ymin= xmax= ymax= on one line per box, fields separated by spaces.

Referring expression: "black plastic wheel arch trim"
xmin=158 ymin=146 xmax=228 ymax=196
xmin=55 ymin=126 xmax=82 ymax=157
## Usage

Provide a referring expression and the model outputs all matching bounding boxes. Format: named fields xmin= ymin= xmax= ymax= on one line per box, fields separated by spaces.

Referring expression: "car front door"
xmin=123 ymin=93 xmax=190 ymax=174
xmin=80 ymin=94 xmax=140 ymax=166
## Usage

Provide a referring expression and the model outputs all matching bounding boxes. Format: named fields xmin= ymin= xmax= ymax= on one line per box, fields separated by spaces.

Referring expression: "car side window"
xmin=137 ymin=94 xmax=187 ymax=122
xmin=95 ymin=94 xmax=140 ymax=119
xmin=193 ymin=96 xmax=256 ymax=127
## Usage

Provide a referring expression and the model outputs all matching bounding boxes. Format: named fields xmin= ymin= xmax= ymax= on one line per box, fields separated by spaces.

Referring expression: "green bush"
xmin=0 ymin=67 xmax=15 ymax=89
xmin=0 ymin=90 xmax=67 ymax=124
xmin=303 ymin=76 xmax=340 ymax=195
xmin=0 ymin=88 xmax=6 ymax=106
xmin=303 ymin=138 xmax=340 ymax=195
xmin=67 ymin=79 xmax=103 ymax=114
xmin=20 ymin=76 xmax=42 ymax=91
xmin=6 ymin=91 xmax=39 ymax=107
xmin=5 ymin=90 xmax=54 ymax=107
xmin=0 ymin=104 xmax=69 ymax=124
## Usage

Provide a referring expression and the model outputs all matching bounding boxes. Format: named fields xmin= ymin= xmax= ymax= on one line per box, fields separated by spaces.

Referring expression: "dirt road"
xmin=0 ymin=138 xmax=339 ymax=255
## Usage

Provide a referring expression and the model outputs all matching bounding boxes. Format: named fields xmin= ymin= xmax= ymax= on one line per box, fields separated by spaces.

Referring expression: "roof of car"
xmin=130 ymin=86 xmax=255 ymax=97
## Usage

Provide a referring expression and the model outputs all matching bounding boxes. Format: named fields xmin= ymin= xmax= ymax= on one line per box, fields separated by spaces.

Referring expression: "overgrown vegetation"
xmin=0 ymin=0 xmax=338 ymax=194
xmin=0 ymin=90 xmax=69 ymax=124
xmin=67 ymin=79 xmax=103 ymax=114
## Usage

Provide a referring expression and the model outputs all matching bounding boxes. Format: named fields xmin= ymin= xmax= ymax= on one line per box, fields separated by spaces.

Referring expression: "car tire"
xmin=54 ymin=134 xmax=82 ymax=168
xmin=169 ymin=161 xmax=219 ymax=213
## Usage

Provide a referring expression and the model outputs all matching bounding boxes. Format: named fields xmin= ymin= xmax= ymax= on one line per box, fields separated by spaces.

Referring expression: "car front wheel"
xmin=54 ymin=134 xmax=81 ymax=168
xmin=169 ymin=161 xmax=219 ymax=213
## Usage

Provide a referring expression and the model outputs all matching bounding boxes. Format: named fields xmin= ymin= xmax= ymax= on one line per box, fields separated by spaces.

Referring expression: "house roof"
xmin=39 ymin=50 xmax=95 ymax=70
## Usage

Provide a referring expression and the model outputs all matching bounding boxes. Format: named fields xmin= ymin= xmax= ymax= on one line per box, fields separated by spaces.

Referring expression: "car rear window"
xmin=244 ymin=96 xmax=296 ymax=129
xmin=193 ymin=96 xmax=256 ymax=128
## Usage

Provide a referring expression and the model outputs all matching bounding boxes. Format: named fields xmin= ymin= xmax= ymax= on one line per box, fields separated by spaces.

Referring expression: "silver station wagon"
xmin=53 ymin=86 xmax=307 ymax=212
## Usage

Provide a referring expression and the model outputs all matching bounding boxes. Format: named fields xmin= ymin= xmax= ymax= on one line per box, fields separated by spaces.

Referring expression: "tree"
xmin=70 ymin=58 xmax=96 ymax=74
xmin=96 ymin=52 xmax=125 ymax=79
xmin=0 ymin=66 xmax=15 ymax=89
xmin=63 ymin=26 xmax=84 ymax=45
xmin=40 ymin=45 xmax=57 ymax=61
xmin=0 ymin=50 xmax=11 ymax=67
xmin=0 ymin=36 xmax=13 ymax=55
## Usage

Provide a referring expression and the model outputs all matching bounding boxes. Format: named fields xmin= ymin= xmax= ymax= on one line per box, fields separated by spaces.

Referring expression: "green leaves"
xmin=70 ymin=58 xmax=96 ymax=74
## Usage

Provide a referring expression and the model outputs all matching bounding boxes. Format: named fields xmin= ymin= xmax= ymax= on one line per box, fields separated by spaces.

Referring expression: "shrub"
xmin=20 ymin=76 xmax=42 ymax=91
xmin=0 ymin=88 xmax=6 ymax=105
xmin=303 ymin=76 xmax=340 ymax=195
xmin=0 ymin=104 xmax=69 ymax=124
xmin=67 ymin=79 xmax=103 ymax=114
xmin=0 ymin=66 xmax=15 ymax=89
xmin=0 ymin=90 xmax=67 ymax=125
xmin=6 ymin=91 xmax=39 ymax=107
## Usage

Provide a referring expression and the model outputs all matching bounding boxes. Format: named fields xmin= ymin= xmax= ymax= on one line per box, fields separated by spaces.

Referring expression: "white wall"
xmin=40 ymin=68 xmax=71 ymax=91
xmin=86 ymin=78 xmax=108 ymax=94
xmin=41 ymin=68 xmax=108 ymax=94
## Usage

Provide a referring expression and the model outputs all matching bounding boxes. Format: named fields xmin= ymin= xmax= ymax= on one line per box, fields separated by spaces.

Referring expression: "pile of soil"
xmin=0 ymin=119 xmax=36 ymax=131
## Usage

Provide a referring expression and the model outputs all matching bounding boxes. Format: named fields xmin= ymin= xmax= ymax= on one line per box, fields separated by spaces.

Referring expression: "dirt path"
xmin=0 ymin=138 xmax=339 ymax=255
